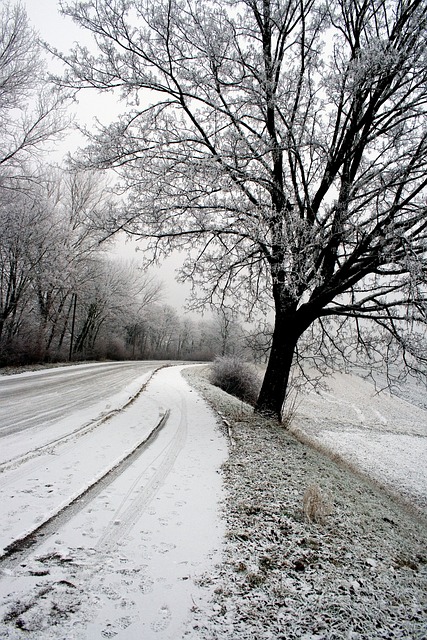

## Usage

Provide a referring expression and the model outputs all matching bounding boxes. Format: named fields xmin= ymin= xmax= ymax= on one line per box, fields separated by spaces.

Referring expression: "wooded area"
xmin=0 ymin=3 xmax=269 ymax=366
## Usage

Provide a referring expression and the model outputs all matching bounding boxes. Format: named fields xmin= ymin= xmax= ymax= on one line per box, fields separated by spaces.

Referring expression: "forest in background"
xmin=0 ymin=167 xmax=271 ymax=365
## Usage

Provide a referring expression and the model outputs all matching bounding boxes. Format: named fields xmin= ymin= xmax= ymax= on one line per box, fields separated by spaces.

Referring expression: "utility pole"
xmin=69 ymin=292 xmax=77 ymax=361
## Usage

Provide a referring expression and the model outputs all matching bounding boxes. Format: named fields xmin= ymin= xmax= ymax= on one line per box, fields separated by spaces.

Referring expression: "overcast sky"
xmin=22 ymin=0 xmax=194 ymax=315
xmin=24 ymin=0 xmax=121 ymax=153
xmin=24 ymin=0 xmax=73 ymax=46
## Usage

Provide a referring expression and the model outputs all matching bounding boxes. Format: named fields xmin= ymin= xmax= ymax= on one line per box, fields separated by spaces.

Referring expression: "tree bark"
xmin=255 ymin=302 xmax=310 ymax=421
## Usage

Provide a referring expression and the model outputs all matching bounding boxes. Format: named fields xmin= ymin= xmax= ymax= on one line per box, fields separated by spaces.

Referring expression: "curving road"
xmin=0 ymin=364 xmax=227 ymax=639
xmin=0 ymin=361 xmax=167 ymax=438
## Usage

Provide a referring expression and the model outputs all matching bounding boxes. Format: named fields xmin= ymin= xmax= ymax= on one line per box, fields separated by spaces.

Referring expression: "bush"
xmin=210 ymin=356 xmax=262 ymax=406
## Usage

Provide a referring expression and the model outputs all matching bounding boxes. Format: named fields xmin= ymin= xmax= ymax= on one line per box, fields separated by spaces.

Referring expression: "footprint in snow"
xmin=102 ymin=585 xmax=121 ymax=601
xmin=139 ymin=577 xmax=154 ymax=593
xmin=156 ymin=542 xmax=176 ymax=554
xmin=101 ymin=616 xmax=132 ymax=638
xmin=150 ymin=604 xmax=171 ymax=632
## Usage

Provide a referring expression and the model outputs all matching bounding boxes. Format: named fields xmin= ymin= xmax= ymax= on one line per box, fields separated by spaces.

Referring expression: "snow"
xmin=0 ymin=362 xmax=159 ymax=462
xmin=1 ymin=362 xmax=426 ymax=639
xmin=0 ymin=365 xmax=227 ymax=638
xmin=291 ymin=371 xmax=427 ymax=511
xmin=182 ymin=366 xmax=427 ymax=639
xmin=0 ymin=384 xmax=161 ymax=554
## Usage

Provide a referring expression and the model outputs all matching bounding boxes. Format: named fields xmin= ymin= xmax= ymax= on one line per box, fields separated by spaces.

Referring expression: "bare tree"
xmin=71 ymin=258 xmax=163 ymax=359
xmin=0 ymin=2 xmax=70 ymax=364
xmin=0 ymin=184 xmax=61 ymax=361
xmin=0 ymin=2 xmax=66 ymax=181
xmin=26 ymin=169 xmax=117 ymax=360
xmin=244 ymin=321 xmax=273 ymax=364
xmin=205 ymin=308 xmax=245 ymax=357
xmin=56 ymin=0 xmax=427 ymax=419
xmin=0 ymin=167 xmax=141 ymax=364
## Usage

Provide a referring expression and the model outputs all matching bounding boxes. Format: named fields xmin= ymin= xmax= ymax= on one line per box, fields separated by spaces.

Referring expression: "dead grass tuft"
xmin=280 ymin=393 xmax=299 ymax=428
xmin=303 ymin=484 xmax=333 ymax=523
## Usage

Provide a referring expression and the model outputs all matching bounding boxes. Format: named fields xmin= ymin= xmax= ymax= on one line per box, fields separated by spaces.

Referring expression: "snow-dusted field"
xmin=183 ymin=366 xmax=427 ymax=640
xmin=292 ymin=371 xmax=427 ymax=512
xmin=0 ymin=362 xmax=426 ymax=639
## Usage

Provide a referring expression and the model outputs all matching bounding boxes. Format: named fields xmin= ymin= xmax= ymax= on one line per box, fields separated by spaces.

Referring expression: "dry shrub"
xmin=281 ymin=393 xmax=299 ymax=428
xmin=303 ymin=484 xmax=333 ymax=523
xmin=210 ymin=356 xmax=262 ymax=406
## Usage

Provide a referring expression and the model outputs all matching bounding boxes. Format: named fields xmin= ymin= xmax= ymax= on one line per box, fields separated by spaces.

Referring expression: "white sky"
xmin=24 ymin=0 xmax=76 ymax=47
xmin=23 ymin=0 xmax=194 ymax=315
xmin=24 ymin=0 xmax=121 ymax=154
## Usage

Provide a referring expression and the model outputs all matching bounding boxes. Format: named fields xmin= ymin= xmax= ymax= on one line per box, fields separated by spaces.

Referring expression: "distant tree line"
xmin=0 ymin=178 xmax=268 ymax=365
xmin=0 ymin=172 xmax=271 ymax=364
xmin=0 ymin=167 xmax=151 ymax=364
xmin=123 ymin=306 xmax=268 ymax=363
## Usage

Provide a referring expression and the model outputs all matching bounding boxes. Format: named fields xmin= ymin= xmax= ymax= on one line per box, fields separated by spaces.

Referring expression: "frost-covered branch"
xmin=53 ymin=0 xmax=427 ymax=418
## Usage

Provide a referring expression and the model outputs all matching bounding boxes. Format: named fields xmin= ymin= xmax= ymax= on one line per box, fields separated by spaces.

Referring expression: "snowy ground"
xmin=0 ymin=362 xmax=426 ymax=639
xmin=292 ymin=371 xmax=427 ymax=512
xmin=183 ymin=366 xmax=427 ymax=640
xmin=0 ymin=364 xmax=227 ymax=639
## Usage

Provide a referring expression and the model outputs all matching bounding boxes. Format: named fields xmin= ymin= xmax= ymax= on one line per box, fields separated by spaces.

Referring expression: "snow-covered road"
xmin=0 ymin=361 xmax=164 ymax=440
xmin=0 ymin=361 xmax=177 ymax=471
xmin=0 ymin=364 xmax=227 ymax=639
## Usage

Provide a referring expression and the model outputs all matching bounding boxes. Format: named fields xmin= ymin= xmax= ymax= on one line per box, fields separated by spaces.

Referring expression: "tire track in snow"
xmin=97 ymin=396 xmax=188 ymax=550
xmin=0 ymin=410 xmax=170 ymax=569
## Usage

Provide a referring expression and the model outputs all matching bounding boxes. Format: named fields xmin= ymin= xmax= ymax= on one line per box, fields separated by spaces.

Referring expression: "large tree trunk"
xmin=255 ymin=305 xmax=306 ymax=421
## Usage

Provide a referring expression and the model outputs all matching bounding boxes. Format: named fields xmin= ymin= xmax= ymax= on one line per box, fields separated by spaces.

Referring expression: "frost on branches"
xmin=55 ymin=0 xmax=427 ymax=419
